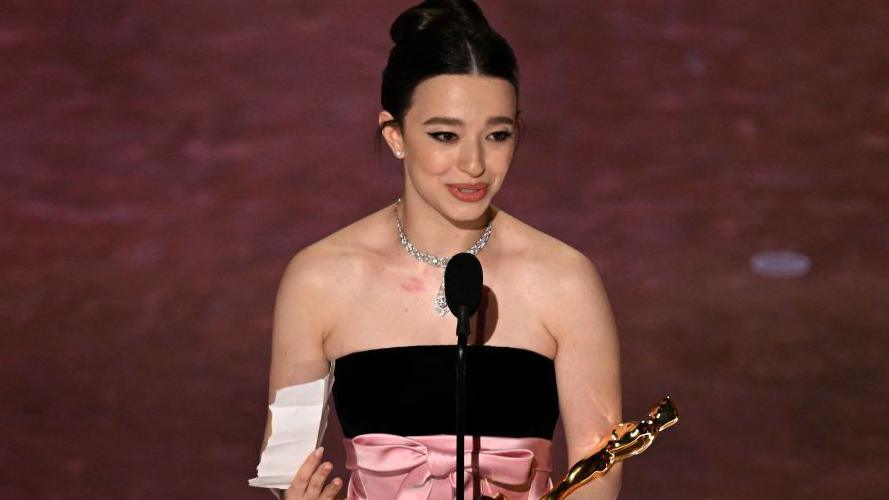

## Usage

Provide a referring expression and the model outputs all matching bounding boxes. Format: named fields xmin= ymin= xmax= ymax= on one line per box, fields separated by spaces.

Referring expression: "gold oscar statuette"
xmin=482 ymin=396 xmax=679 ymax=500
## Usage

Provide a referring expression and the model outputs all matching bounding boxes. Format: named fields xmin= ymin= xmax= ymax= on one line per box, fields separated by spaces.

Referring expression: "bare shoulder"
xmin=262 ymin=205 xmax=395 ymax=450
xmin=494 ymin=207 xmax=603 ymax=291
xmin=492 ymin=208 xmax=611 ymax=340
xmin=278 ymin=205 xmax=392 ymax=335
xmin=497 ymin=209 xmax=622 ymax=473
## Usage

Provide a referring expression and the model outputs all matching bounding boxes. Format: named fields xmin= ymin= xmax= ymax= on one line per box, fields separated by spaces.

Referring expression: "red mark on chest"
xmin=400 ymin=277 xmax=426 ymax=293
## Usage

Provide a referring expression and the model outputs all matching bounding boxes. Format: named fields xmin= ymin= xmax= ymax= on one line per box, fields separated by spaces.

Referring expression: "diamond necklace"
xmin=394 ymin=197 xmax=493 ymax=316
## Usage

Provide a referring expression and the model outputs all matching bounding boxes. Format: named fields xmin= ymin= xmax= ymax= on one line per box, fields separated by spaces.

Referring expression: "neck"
xmin=396 ymin=193 xmax=492 ymax=258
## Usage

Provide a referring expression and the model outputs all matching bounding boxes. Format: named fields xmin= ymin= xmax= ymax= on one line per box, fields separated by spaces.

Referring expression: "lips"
xmin=446 ymin=183 xmax=488 ymax=202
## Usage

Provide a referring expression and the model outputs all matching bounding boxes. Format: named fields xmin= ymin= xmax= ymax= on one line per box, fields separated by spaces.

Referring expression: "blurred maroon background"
xmin=2 ymin=1 xmax=888 ymax=499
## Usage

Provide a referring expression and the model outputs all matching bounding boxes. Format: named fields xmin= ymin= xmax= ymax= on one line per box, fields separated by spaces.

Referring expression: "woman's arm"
xmin=261 ymin=248 xmax=334 ymax=451
xmin=259 ymin=246 xmax=345 ymax=499
xmin=542 ymin=250 xmax=623 ymax=500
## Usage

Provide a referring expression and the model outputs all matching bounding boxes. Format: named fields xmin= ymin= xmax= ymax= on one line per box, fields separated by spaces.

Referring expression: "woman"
xmin=258 ymin=1 xmax=622 ymax=498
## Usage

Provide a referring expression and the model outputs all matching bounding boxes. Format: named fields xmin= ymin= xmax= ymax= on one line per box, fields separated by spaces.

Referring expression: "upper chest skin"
xmin=321 ymin=244 xmax=558 ymax=362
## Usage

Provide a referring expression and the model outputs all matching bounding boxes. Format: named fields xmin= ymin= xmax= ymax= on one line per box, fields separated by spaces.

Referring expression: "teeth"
xmin=458 ymin=188 xmax=478 ymax=193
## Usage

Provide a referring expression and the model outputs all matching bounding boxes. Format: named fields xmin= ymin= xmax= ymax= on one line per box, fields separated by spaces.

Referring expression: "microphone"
xmin=444 ymin=252 xmax=483 ymax=321
xmin=444 ymin=251 xmax=483 ymax=500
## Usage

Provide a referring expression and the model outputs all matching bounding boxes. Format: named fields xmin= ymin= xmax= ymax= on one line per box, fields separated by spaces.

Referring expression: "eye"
xmin=429 ymin=131 xmax=458 ymax=143
xmin=489 ymin=130 xmax=514 ymax=142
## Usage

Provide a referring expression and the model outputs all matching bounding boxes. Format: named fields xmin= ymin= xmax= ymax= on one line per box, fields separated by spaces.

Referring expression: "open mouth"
xmin=447 ymin=184 xmax=488 ymax=201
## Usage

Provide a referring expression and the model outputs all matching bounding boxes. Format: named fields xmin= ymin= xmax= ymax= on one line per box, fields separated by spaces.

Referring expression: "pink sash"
xmin=343 ymin=433 xmax=553 ymax=499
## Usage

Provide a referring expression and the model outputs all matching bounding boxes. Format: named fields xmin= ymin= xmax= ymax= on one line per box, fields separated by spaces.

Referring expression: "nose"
xmin=457 ymin=138 xmax=486 ymax=178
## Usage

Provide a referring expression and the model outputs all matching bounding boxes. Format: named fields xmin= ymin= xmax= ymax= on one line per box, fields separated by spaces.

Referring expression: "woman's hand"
xmin=283 ymin=446 xmax=345 ymax=500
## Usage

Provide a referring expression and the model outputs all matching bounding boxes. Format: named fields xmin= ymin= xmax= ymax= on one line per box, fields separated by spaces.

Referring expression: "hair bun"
xmin=390 ymin=0 xmax=491 ymax=45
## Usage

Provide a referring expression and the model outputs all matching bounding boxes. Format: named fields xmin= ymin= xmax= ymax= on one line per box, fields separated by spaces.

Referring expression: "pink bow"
xmin=348 ymin=433 xmax=537 ymax=499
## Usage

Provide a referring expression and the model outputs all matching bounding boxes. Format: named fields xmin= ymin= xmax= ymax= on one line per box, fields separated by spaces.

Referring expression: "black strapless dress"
xmin=332 ymin=344 xmax=560 ymax=499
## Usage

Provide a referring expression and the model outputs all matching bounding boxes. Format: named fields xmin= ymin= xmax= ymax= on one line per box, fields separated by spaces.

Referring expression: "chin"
xmin=441 ymin=197 xmax=494 ymax=223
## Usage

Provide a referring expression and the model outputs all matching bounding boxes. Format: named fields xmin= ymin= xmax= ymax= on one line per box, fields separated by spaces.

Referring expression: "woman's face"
xmin=382 ymin=74 xmax=518 ymax=224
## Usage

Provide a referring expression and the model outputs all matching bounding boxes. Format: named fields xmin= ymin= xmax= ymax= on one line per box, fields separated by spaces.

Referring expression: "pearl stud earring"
xmin=395 ymin=150 xmax=404 ymax=158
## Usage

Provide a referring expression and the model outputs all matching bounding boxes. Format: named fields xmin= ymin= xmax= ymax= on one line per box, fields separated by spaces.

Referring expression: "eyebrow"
xmin=421 ymin=116 xmax=515 ymax=126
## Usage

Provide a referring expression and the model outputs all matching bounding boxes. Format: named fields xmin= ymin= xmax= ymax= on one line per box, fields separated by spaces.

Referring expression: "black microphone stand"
xmin=445 ymin=251 xmax=483 ymax=500
xmin=455 ymin=304 xmax=470 ymax=499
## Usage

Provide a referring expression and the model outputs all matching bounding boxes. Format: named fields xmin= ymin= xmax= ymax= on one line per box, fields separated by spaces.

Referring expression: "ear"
xmin=378 ymin=111 xmax=404 ymax=157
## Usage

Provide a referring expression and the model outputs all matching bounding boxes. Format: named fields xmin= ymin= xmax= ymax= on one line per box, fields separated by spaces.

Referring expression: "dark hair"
xmin=376 ymin=0 xmax=522 ymax=157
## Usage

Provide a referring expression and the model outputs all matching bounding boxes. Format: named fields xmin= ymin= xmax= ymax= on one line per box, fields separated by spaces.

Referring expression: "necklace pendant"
xmin=434 ymin=280 xmax=449 ymax=316
xmin=394 ymin=197 xmax=490 ymax=318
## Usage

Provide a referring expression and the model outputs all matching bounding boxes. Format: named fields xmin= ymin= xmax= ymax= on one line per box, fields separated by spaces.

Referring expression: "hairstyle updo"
xmin=378 ymin=0 xmax=521 ymax=134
